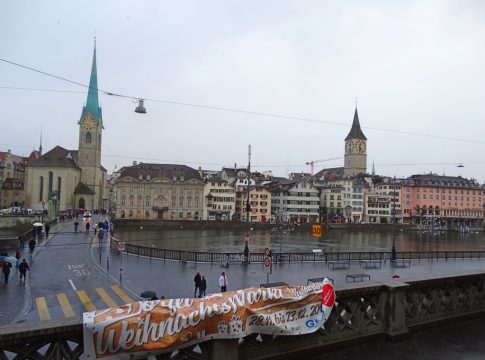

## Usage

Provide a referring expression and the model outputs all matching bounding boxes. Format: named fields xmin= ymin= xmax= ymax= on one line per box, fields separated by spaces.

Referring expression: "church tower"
xmin=344 ymin=108 xmax=367 ymax=176
xmin=77 ymin=42 xmax=104 ymax=209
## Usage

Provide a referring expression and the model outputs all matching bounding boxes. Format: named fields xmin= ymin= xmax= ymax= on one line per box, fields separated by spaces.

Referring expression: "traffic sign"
xmin=312 ymin=224 xmax=322 ymax=238
xmin=263 ymin=248 xmax=271 ymax=273
xmin=118 ymin=242 xmax=126 ymax=252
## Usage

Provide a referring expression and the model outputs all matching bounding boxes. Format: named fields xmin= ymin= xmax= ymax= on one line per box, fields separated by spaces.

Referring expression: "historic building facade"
xmin=203 ymin=178 xmax=236 ymax=220
xmin=114 ymin=163 xmax=204 ymax=220
xmin=269 ymin=177 xmax=319 ymax=223
xmin=400 ymin=174 xmax=484 ymax=227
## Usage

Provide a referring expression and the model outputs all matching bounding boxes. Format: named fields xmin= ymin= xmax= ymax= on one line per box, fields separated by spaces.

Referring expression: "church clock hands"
xmin=82 ymin=114 xmax=97 ymax=130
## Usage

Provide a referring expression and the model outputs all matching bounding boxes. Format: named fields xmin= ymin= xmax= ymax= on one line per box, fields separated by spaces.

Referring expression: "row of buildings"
xmin=2 ymin=43 xmax=484 ymax=227
xmin=108 ymin=161 xmax=485 ymax=227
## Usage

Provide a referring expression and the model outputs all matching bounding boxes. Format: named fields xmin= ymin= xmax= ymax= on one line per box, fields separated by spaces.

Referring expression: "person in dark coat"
xmin=19 ymin=259 xmax=30 ymax=282
xmin=44 ymin=222 xmax=51 ymax=238
xmin=2 ymin=261 xmax=11 ymax=284
xmin=194 ymin=272 xmax=202 ymax=297
xmin=28 ymin=238 xmax=36 ymax=255
xmin=199 ymin=276 xmax=207 ymax=297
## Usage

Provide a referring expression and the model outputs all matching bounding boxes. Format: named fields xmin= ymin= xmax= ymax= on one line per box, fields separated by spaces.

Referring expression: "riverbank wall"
xmin=114 ymin=219 xmax=417 ymax=232
xmin=113 ymin=219 xmax=484 ymax=232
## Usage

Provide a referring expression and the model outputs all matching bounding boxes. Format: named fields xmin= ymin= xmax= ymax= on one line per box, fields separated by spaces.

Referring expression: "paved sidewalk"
xmin=99 ymin=243 xmax=485 ymax=300
xmin=0 ymin=220 xmax=71 ymax=323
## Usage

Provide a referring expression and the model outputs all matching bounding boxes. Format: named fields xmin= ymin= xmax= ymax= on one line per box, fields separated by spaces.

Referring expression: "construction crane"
xmin=306 ymin=157 xmax=343 ymax=175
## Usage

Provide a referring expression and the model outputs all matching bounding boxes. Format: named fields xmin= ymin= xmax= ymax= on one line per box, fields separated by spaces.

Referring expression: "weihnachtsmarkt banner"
xmin=83 ymin=280 xmax=335 ymax=359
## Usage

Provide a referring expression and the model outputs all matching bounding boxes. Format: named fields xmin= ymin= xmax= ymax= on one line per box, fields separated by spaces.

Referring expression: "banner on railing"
xmin=83 ymin=280 xmax=335 ymax=359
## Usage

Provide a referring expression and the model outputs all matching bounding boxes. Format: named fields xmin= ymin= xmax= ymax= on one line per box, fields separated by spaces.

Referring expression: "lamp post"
xmin=245 ymin=145 xmax=251 ymax=223
xmin=391 ymin=184 xmax=397 ymax=261
xmin=41 ymin=201 xmax=45 ymax=223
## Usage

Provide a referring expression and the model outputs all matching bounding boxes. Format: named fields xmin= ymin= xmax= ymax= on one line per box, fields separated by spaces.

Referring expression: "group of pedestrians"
xmin=1 ymin=257 xmax=30 ymax=285
xmin=193 ymin=271 xmax=229 ymax=297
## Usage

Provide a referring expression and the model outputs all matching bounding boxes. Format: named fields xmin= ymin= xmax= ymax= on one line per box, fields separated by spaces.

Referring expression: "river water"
xmin=116 ymin=227 xmax=485 ymax=253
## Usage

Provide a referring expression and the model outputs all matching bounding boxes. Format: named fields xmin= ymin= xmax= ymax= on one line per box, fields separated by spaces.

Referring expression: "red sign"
xmin=117 ymin=242 xmax=126 ymax=252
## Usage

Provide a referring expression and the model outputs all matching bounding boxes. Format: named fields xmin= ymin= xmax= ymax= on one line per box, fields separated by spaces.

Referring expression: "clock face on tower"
xmin=357 ymin=140 xmax=366 ymax=154
xmin=82 ymin=114 xmax=97 ymax=130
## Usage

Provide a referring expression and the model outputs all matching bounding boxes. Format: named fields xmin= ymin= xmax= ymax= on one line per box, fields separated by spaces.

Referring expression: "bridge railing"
xmin=1 ymin=272 xmax=485 ymax=359
xmin=111 ymin=236 xmax=485 ymax=263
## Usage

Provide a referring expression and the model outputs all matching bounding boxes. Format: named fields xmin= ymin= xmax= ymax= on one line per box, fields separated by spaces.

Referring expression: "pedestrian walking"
xmin=103 ymin=221 xmax=110 ymax=240
xmin=19 ymin=259 xmax=30 ymax=282
xmin=28 ymin=238 xmax=36 ymax=255
xmin=74 ymin=220 xmax=79 ymax=233
xmin=45 ymin=222 xmax=51 ymax=238
xmin=15 ymin=248 xmax=21 ymax=268
xmin=199 ymin=276 xmax=207 ymax=297
xmin=2 ymin=261 xmax=11 ymax=284
xmin=86 ymin=221 xmax=91 ymax=233
xmin=93 ymin=224 xmax=97 ymax=235
xmin=18 ymin=235 xmax=25 ymax=250
xmin=219 ymin=272 xmax=228 ymax=292
xmin=194 ymin=272 xmax=202 ymax=297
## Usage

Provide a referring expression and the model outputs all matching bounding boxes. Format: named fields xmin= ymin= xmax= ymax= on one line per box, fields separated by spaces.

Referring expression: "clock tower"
xmin=76 ymin=42 xmax=105 ymax=210
xmin=344 ymin=108 xmax=367 ymax=176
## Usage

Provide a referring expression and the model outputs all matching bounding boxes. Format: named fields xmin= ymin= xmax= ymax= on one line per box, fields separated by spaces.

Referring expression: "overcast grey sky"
xmin=1 ymin=1 xmax=484 ymax=180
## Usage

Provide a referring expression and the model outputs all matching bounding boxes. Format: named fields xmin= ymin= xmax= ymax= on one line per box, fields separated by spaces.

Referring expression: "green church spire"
xmin=81 ymin=41 xmax=102 ymax=125
xmin=371 ymin=160 xmax=376 ymax=176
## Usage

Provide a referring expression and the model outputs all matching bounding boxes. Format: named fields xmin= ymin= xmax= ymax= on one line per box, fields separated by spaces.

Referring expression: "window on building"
xmin=129 ymin=195 xmax=134 ymax=206
xmin=57 ymin=177 xmax=61 ymax=202
xmin=48 ymin=171 xmax=53 ymax=198
xmin=121 ymin=195 xmax=126 ymax=206
xmin=171 ymin=196 xmax=176 ymax=207
xmin=179 ymin=196 xmax=184 ymax=207
xmin=39 ymin=176 xmax=44 ymax=201
xmin=85 ymin=132 xmax=91 ymax=144
xmin=145 ymin=196 xmax=150 ymax=207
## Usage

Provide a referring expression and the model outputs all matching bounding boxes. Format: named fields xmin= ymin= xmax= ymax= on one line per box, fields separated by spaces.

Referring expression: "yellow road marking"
xmin=96 ymin=287 xmax=118 ymax=308
xmin=56 ymin=293 xmax=75 ymax=317
xmin=36 ymin=297 xmax=51 ymax=321
xmin=76 ymin=290 xmax=96 ymax=312
xmin=111 ymin=285 xmax=134 ymax=304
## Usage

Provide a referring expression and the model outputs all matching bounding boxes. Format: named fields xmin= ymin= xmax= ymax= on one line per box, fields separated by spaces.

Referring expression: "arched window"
xmin=85 ymin=132 xmax=92 ymax=144
xmin=121 ymin=195 xmax=126 ymax=206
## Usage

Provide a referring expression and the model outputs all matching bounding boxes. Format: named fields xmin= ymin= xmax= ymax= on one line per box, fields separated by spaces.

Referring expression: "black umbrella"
xmin=140 ymin=290 xmax=157 ymax=299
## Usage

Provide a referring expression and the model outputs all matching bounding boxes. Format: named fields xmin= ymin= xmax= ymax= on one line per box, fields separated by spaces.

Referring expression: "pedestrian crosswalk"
xmin=34 ymin=285 xmax=134 ymax=321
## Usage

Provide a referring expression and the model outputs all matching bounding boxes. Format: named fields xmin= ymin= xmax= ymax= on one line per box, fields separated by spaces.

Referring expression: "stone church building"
xmin=24 ymin=44 xmax=107 ymax=211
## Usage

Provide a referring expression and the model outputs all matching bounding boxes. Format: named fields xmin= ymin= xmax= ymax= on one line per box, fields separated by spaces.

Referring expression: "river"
xmin=115 ymin=227 xmax=485 ymax=253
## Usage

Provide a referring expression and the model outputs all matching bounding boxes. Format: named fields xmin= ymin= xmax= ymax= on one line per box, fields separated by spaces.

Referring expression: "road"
xmin=0 ymin=217 xmax=135 ymax=324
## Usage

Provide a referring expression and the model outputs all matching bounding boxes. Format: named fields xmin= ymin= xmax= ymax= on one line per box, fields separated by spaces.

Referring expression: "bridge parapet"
xmin=1 ymin=273 xmax=484 ymax=359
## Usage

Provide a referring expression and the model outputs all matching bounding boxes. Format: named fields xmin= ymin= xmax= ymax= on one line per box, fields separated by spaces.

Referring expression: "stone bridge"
xmin=1 ymin=272 xmax=484 ymax=359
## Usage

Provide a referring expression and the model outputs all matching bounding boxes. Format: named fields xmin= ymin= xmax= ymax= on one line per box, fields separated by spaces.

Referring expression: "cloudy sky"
xmin=1 ymin=1 xmax=484 ymax=181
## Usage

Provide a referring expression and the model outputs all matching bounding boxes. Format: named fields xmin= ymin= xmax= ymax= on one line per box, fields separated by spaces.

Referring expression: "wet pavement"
xmin=2 ymin=220 xmax=485 ymax=358
xmin=103 ymin=245 xmax=485 ymax=299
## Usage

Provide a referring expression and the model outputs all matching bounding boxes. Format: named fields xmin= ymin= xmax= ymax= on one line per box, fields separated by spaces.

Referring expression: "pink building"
xmin=401 ymin=174 xmax=484 ymax=227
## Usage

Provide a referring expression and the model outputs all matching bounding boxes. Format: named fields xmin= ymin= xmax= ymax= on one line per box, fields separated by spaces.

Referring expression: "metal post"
xmin=391 ymin=181 xmax=397 ymax=261
xmin=245 ymin=145 xmax=251 ymax=223
xmin=120 ymin=251 xmax=123 ymax=283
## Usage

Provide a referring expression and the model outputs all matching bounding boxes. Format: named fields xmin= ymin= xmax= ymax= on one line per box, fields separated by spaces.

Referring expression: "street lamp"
xmin=391 ymin=184 xmax=397 ymax=261
xmin=41 ymin=201 xmax=45 ymax=223
xmin=245 ymin=144 xmax=251 ymax=223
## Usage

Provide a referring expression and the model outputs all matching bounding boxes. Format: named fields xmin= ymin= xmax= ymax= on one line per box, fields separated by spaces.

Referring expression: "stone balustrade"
xmin=1 ymin=272 xmax=484 ymax=359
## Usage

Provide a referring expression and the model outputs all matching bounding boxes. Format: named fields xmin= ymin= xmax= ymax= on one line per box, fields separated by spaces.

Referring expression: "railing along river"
xmin=111 ymin=236 xmax=485 ymax=263
xmin=1 ymin=272 xmax=485 ymax=359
